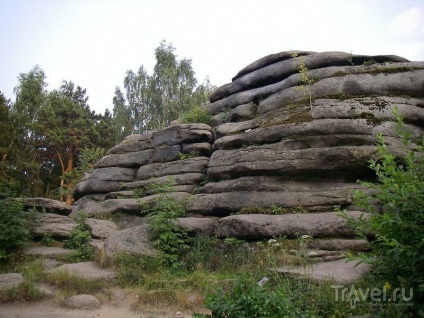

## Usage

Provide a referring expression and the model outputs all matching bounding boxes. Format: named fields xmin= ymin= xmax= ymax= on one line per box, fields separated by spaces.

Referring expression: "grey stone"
xmin=259 ymin=69 xmax=424 ymax=114
xmin=177 ymin=217 xmax=217 ymax=236
xmin=85 ymin=218 xmax=119 ymax=239
xmin=275 ymin=258 xmax=371 ymax=284
xmin=187 ymin=189 xmax=357 ymax=217
xmin=181 ymin=143 xmax=212 ymax=157
xmin=307 ymin=239 xmax=371 ymax=251
xmin=213 ymin=117 xmax=423 ymax=150
xmin=136 ymin=157 xmax=209 ymax=180
xmin=104 ymin=224 xmax=156 ymax=258
xmin=208 ymin=62 xmax=423 ymax=115
xmin=74 ymin=167 xmax=138 ymax=199
xmin=0 ymin=273 xmax=24 ymax=291
xmin=74 ymin=192 xmax=191 ymax=217
xmin=151 ymin=145 xmax=181 ymax=163
xmin=30 ymin=213 xmax=76 ymax=239
xmin=120 ymin=173 xmax=205 ymax=191
xmin=224 ymin=102 xmax=257 ymax=122
xmin=23 ymin=198 xmax=72 ymax=216
xmin=24 ymin=246 xmax=74 ymax=259
xmin=47 ymin=261 xmax=117 ymax=282
xmin=207 ymin=145 xmax=381 ymax=181
xmin=231 ymin=50 xmax=315 ymax=81
xmin=64 ymin=294 xmax=101 ymax=309
xmin=151 ymin=124 xmax=213 ymax=147
xmin=210 ymin=52 xmax=409 ymax=103
xmin=214 ymin=211 xmax=369 ymax=239
xmin=198 ymin=177 xmax=366 ymax=194
xmin=107 ymin=133 xmax=153 ymax=154
xmin=95 ymin=149 xmax=153 ymax=168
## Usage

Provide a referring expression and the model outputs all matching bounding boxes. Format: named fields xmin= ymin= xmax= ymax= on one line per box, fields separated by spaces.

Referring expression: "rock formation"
xmin=69 ymin=50 xmax=423 ymax=255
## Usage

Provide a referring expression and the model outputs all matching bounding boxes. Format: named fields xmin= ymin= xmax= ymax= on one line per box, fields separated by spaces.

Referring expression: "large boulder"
xmin=214 ymin=211 xmax=369 ymax=239
xmin=85 ymin=218 xmax=119 ymax=239
xmin=23 ymin=198 xmax=72 ymax=216
xmin=0 ymin=273 xmax=24 ymax=291
xmin=30 ymin=213 xmax=76 ymax=239
xmin=136 ymin=157 xmax=209 ymax=180
xmin=103 ymin=225 xmax=155 ymax=258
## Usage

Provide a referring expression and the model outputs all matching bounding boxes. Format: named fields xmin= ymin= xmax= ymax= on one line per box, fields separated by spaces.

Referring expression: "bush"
xmin=146 ymin=179 xmax=189 ymax=268
xmin=340 ymin=110 xmax=424 ymax=314
xmin=179 ymin=105 xmax=211 ymax=125
xmin=0 ymin=182 xmax=30 ymax=259
xmin=64 ymin=211 xmax=94 ymax=262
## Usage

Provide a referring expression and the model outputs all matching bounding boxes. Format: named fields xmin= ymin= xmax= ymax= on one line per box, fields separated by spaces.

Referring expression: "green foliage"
xmin=115 ymin=41 xmax=215 ymax=135
xmin=193 ymin=277 xmax=317 ymax=318
xmin=178 ymin=151 xmax=195 ymax=160
xmin=292 ymin=54 xmax=313 ymax=110
xmin=340 ymin=109 xmax=424 ymax=314
xmin=64 ymin=211 xmax=94 ymax=262
xmin=45 ymin=269 xmax=107 ymax=295
xmin=145 ymin=178 xmax=189 ymax=268
xmin=0 ymin=182 xmax=30 ymax=259
xmin=0 ymin=258 xmax=45 ymax=302
xmin=179 ymin=105 xmax=212 ymax=125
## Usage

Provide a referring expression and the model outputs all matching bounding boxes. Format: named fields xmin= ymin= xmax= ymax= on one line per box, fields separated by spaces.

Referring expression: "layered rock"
xmin=71 ymin=50 xmax=424 ymax=254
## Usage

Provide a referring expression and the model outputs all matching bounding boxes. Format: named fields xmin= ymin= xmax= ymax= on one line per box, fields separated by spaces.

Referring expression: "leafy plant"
xmin=0 ymin=182 xmax=30 ymax=259
xmin=292 ymin=53 xmax=314 ymax=112
xmin=64 ymin=211 xmax=94 ymax=262
xmin=145 ymin=178 xmax=189 ymax=268
xmin=179 ymin=105 xmax=212 ymax=125
xmin=339 ymin=109 xmax=424 ymax=315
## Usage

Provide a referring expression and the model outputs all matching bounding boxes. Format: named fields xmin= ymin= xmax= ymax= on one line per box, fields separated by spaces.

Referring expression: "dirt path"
xmin=0 ymin=299 xmax=196 ymax=318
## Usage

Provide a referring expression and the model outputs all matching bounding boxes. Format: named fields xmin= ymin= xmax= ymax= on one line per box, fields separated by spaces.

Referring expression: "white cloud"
xmin=390 ymin=7 xmax=424 ymax=36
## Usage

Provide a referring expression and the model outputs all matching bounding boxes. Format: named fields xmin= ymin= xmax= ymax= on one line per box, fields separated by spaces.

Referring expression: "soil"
xmin=0 ymin=297 xmax=200 ymax=318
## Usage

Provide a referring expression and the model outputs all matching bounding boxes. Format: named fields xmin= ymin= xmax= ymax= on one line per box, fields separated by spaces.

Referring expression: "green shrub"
xmin=64 ymin=211 xmax=94 ymax=262
xmin=146 ymin=179 xmax=189 ymax=268
xmin=179 ymin=105 xmax=211 ymax=125
xmin=193 ymin=277 xmax=317 ymax=318
xmin=0 ymin=182 xmax=30 ymax=259
xmin=340 ymin=109 xmax=424 ymax=315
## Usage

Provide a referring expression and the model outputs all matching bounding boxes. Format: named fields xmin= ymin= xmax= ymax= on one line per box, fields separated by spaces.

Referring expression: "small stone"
xmin=0 ymin=273 xmax=24 ymax=291
xmin=64 ymin=294 xmax=100 ymax=310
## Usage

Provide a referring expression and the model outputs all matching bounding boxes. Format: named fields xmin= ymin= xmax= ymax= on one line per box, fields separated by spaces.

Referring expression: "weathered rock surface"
xmin=23 ymin=198 xmax=72 ymax=215
xmin=0 ymin=273 xmax=24 ymax=291
xmin=70 ymin=50 xmax=424 ymax=252
xmin=47 ymin=262 xmax=117 ymax=282
xmin=177 ymin=217 xmax=217 ymax=236
xmin=64 ymin=294 xmax=101 ymax=310
xmin=73 ymin=192 xmax=191 ymax=217
xmin=24 ymin=246 xmax=74 ymax=259
xmin=85 ymin=218 xmax=119 ymax=239
xmin=214 ymin=211 xmax=369 ymax=239
xmin=136 ymin=157 xmax=209 ymax=180
xmin=30 ymin=213 xmax=76 ymax=239
xmin=210 ymin=52 xmax=409 ymax=103
xmin=103 ymin=225 xmax=155 ymax=258
xmin=307 ymin=239 xmax=371 ymax=251
xmin=276 ymin=258 xmax=371 ymax=284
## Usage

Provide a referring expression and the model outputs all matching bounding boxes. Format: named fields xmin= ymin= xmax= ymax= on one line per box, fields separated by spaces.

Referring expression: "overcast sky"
xmin=1 ymin=0 xmax=423 ymax=114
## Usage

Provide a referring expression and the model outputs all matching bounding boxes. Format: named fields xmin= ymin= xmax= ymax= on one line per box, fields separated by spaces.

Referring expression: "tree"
xmin=2 ymin=66 xmax=48 ymax=195
xmin=116 ymin=40 xmax=204 ymax=136
xmin=112 ymin=87 xmax=133 ymax=141
xmin=149 ymin=41 xmax=197 ymax=129
xmin=36 ymin=81 xmax=99 ymax=204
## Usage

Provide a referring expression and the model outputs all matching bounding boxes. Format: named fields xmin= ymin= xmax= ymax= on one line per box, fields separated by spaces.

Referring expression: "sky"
xmin=1 ymin=0 xmax=423 ymax=114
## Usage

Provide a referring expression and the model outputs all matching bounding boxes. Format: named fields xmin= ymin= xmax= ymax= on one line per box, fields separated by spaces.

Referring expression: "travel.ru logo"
xmin=331 ymin=283 xmax=413 ymax=309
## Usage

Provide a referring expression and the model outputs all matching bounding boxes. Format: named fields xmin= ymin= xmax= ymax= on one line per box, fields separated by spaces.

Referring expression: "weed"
xmin=45 ymin=269 xmax=107 ymax=296
xmin=0 ymin=258 xmax=45 ymax=303
xmin=63 ymin=211 xmax=94 ymax=262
